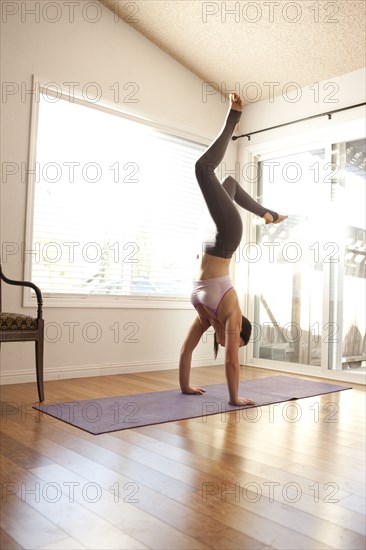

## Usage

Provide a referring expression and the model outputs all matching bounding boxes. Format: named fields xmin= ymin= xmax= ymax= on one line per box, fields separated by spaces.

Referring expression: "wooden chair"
xmin=0 ymin=264 xmax=44 ymax=401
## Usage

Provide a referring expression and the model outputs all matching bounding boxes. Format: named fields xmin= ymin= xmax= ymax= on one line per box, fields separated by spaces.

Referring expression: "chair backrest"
xmin=0 ymin=263 xmax=43 ymax=319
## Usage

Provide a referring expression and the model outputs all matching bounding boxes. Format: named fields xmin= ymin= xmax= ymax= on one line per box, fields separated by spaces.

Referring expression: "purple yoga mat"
xmin=34 ymin=375 xmax=351 ymax=435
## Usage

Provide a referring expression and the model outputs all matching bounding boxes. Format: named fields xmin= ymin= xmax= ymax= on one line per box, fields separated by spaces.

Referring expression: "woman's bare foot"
xmin=229 ymin=397 xmax=256 ymax=406
xmin=263 ymin=212 xmax=288 ymax=225
xmin=230 ymin=92 xmax=243 ymax=112
xmin=230 ymin=93 xmax=243 ymax=132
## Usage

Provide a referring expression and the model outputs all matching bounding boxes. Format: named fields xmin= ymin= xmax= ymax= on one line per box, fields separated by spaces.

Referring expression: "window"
xmin=26 ymin=91 xmax=205 ymax=306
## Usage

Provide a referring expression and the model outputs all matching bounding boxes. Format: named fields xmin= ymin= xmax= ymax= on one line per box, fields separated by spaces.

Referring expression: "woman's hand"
xmin=229 ymin=397 xmax=256 ymax=406
xmin=182 ymin=387 xmax=206 ymax=396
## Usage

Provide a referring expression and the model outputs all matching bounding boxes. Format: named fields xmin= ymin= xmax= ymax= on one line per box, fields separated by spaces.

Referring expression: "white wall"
xmin=240 ymin=68 xmax=366 ymax=142
xmin=0 ymin=1 xmax=236 ymax=384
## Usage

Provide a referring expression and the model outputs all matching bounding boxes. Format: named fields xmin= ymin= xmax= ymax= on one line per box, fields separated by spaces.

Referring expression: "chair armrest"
xmin=0 ymin=265 xmax=43 ymax=318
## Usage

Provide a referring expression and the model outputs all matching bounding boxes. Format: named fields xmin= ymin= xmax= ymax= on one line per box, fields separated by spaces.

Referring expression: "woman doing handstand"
xmin=179 ymin=93 xmax=287 ymax=406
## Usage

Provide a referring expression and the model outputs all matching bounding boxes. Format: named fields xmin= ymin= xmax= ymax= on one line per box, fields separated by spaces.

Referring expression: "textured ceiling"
xmin=100 ymin=0 xmax=366 ymax=103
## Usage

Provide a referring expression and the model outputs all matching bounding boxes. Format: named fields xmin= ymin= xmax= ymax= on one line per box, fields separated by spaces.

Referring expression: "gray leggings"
xmin=195 ymin=108 xmax=278 ymax=259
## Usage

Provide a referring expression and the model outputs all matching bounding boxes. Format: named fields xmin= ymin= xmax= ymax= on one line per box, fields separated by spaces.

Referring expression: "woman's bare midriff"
xmin=195 ymin=252 xmax=231 ymax=280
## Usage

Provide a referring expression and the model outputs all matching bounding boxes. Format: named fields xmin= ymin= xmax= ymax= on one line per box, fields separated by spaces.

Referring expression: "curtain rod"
xmin=232 ymin=102 xmax=366 ymax=141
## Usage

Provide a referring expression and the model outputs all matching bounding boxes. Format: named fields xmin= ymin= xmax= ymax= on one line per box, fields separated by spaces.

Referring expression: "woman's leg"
xmin=222 ymin=176 xmax=280 ymax=221
xmin=195 ymin=107 xmax=243 ymax=258
xmin=196 ymin=108 xmax=242 ymax=174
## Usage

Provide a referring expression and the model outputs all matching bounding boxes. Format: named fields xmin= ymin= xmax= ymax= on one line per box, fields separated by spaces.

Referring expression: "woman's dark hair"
xmin=213 ymin=315 xmax=252 ymax=359
xmin=240 ymin=315 xmax=252 ymax=346
xmin=214 ymin=333 xmax=219 ymax=359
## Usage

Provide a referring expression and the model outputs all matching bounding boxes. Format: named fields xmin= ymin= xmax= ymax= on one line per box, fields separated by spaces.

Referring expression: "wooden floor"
xmin=0 ymin=365 xmax=365 ymax=550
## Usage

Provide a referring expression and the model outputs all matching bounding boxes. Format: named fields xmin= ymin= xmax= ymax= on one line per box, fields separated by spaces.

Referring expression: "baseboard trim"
xmin=0 ymin=358 xmax=215 ymax=385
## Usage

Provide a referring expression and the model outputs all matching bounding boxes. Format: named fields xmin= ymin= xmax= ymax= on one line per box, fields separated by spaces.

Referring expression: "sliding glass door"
xmin=252 ymin=147 xmax=327 ymax=367
xmin=251 ymin=138 xmax=365 ymax=376
xmin=328 ymin=139 xmax=366 ymax=373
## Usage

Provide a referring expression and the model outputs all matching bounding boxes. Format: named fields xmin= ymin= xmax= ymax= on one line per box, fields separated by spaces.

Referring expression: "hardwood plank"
xmin=1 ymin=420 xmax=265 ymax=548
xmin=0 ymin=528 xmax=22 ymax=550
xmin=0 ymin=457 xmax=147 ymax=550
xmin=0 ymin=416 xmax=197 ymax=499
xmin=0 ymin=494 xmax=69 ymax=550
xmin=109 ymin=427 xmax=365 ymax=535
xmin=0 ymin=458 xmax=69 ymax=550
xmin=177 ymin=489 xmax=365 ymax=550
xmin=30 ymin=463 xmax=209 ymax=550
xmin=26 ymin=455 xmax=266 ymax=550
xmin=37 ymin=538 xmax=87 ymax=549
xmin=339 ymin=493 xmax=366 ymax=515
xmin=182 ymin=412 xmax=366 ymax=480
xmin=1 ymin=365 xmax=364 ymax=550
xmin=136 ymin=423 xmax=354 ymax=501
xmin=348 ymin=440 xmax=366 ymax=451
xmin=157 ymin=411 xmax=365 ymax=472
xmin=283 ymin=463 xmax=365 ymax=498
xmin=177 ymin=491 xmax=333 ymax=550
xmin=0 ymin=432 xmax=54 ymax=470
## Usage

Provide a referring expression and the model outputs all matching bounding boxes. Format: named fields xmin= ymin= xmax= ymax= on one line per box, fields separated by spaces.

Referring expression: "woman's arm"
xmin=225 ymin=313 xmax=256 ymax=406
xmin=179 ymin=315 xmax=209 ymax=395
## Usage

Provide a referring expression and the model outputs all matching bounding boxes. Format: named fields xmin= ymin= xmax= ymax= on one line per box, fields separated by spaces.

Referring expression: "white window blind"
xmin=29 ymin=93 xmax=206 ymax=301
